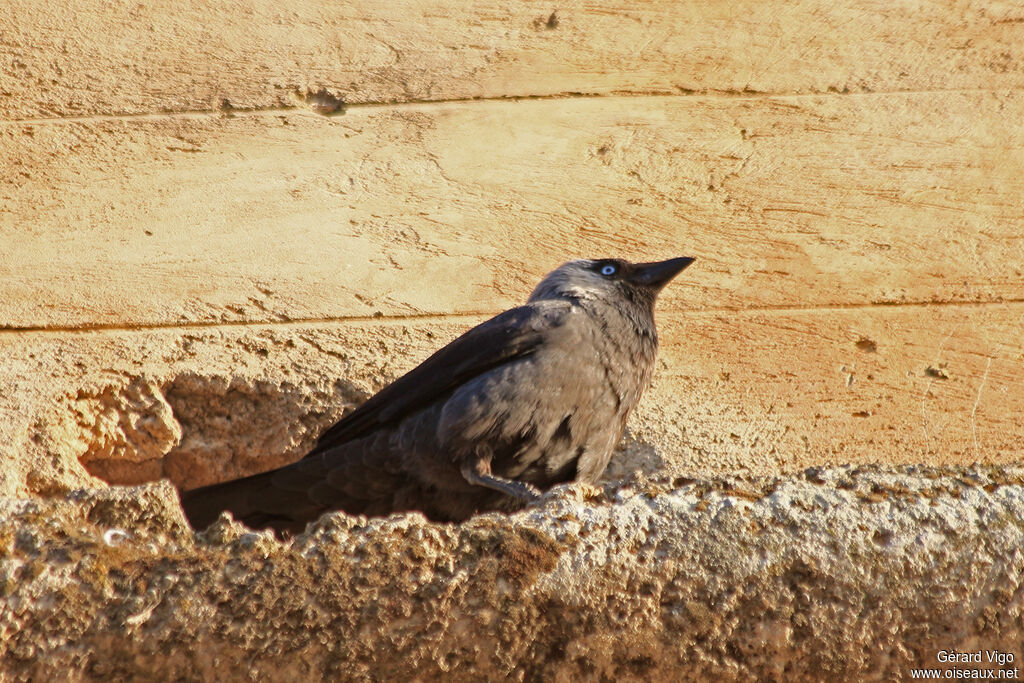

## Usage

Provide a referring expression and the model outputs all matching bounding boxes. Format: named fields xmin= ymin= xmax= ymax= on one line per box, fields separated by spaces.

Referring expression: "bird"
xmin=180 ymin=256 xmax=694 ymax=534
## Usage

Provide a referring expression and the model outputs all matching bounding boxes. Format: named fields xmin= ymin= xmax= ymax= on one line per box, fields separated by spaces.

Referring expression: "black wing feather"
xmin=307 ymin=301 xmax=571 ymax=457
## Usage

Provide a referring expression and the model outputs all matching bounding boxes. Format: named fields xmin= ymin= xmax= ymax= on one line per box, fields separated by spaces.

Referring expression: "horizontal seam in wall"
xmin=3 ymin=298 xmax=1023 ymax=337
xmin=2 ymin=87 xmax=1022 ymax=127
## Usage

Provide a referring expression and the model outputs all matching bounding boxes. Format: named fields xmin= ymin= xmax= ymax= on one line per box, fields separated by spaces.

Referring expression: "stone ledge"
xmin=2 ymin=464 xmax=1023 ymax=680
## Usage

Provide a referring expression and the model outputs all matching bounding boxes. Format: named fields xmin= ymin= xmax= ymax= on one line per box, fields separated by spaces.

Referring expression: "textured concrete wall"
xmin=3 ymin=467 xmax=1024 ymax=680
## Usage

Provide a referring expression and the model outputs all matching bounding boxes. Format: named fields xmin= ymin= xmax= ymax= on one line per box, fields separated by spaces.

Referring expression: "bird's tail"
xmin=179 ymin=466 xmax=330 ymax=536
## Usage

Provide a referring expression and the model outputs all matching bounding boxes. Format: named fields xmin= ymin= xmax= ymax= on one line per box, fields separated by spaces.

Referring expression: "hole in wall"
xmin=56 ymin=373 xmax=368 ymax=490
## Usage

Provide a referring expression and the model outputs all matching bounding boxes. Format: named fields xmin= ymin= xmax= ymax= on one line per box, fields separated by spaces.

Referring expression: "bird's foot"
xmin=461 ymin=464 xmax=542 ymax=502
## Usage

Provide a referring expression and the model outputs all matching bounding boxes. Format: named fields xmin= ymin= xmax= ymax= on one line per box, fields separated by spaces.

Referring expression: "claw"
xmin=461 ymin=462 xmax=542 ymax=501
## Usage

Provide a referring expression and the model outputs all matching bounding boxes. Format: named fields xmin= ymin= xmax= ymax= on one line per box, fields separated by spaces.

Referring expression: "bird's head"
xmin=528 ymin=257 xmax=695 ymax=309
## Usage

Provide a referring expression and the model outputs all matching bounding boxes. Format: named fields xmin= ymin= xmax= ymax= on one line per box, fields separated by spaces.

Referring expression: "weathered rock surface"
xmin=3 ymin=465 xmax=1022 ymax=681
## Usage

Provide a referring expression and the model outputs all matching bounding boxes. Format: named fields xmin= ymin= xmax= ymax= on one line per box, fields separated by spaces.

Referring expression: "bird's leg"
xmin=461 ymin=459 xmax=542 ymax=502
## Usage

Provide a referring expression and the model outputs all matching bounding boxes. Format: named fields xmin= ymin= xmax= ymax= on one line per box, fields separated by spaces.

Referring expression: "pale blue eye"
xmin=600 ymin=264 xmax=616 ymax=276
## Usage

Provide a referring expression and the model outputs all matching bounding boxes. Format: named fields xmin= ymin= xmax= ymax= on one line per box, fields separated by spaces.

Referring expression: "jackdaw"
xmin=181 ymin=257 xmax=694 ymax=533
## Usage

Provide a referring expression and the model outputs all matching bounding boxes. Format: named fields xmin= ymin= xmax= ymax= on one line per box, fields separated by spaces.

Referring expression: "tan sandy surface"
xmin=1 ymin=2 xmax=1022 ymax=496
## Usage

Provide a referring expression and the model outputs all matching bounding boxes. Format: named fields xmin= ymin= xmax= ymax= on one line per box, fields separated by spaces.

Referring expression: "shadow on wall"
xmin=52 ymin=373 xmax=669 ymax=494
xmin=54 ymin=373 xmax=366 ymax=490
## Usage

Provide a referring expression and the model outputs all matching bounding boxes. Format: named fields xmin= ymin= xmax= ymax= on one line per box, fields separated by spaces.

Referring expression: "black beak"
xmin=628 ymin=257 xmax=695 ymax=290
